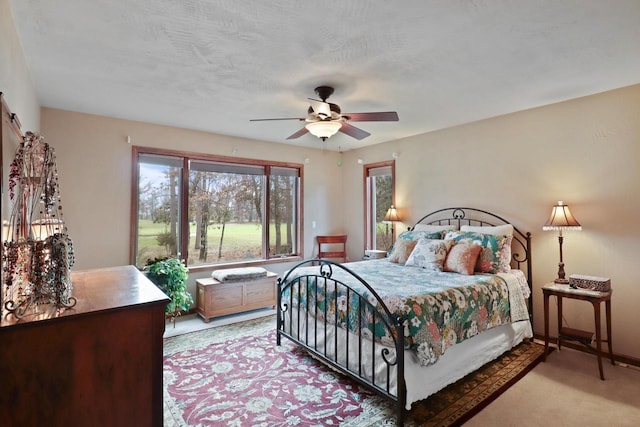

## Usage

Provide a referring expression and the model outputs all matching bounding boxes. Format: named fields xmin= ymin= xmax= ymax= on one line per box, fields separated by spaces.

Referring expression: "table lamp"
xmin=383 ymin=205 xmax=400 ymax=249
xmin=543 ymin=201 xmax=582 ymax=284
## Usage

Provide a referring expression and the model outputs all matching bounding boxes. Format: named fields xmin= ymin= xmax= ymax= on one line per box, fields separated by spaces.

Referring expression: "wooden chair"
xmin=316 ymin=235 xmax=348 ymax=263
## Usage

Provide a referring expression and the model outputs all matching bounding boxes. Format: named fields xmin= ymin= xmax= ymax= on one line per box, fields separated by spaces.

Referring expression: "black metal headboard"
xmin=411 ymin=207 xmax=533 ymax=319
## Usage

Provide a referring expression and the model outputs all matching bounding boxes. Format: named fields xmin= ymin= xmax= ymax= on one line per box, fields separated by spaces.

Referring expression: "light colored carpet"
xmin=466 ymin=344 xmax=640 ymax=426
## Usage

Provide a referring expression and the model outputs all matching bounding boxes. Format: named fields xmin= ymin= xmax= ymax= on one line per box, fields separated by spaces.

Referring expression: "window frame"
xmin=363 ymin=160 xmax=395 ymax=252
xmin=130 ymin=146 xmax=304 ymax=271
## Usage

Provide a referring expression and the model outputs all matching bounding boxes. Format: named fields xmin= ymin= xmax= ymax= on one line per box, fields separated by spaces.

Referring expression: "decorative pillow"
xmin=212 ymin=267 xmax=268 ymax=282
xmin=397 ymin=230 xmax=444 ymax=240
xmin=388 ymin=230 xmax=443 ymax=260
xmin=388 ymin=239 xmax=417 ymax=264
xmin=444 ymin=231 xmax=512 ymax=273
xmin=460 ymin=224 xmax=514 ymax=236
xmin=444 ymin=242 xmax=482 ymax=275
xmin=412 ymin=224 xmax=459 ymax=232
xmin=405 ymin=238 xmax=454 ymax=271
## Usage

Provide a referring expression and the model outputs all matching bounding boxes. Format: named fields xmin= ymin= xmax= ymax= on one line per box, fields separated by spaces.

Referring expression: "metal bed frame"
xmin=276 ymin=207 xmax=532 ymax=426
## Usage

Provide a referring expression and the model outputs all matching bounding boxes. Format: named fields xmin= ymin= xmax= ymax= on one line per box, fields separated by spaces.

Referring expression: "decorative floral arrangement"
xmin=2 ymin=132 xmax=75 ymax=317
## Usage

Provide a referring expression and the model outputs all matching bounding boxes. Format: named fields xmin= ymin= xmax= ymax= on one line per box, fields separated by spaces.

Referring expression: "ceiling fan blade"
xmin=342 ymin=111 xmax=399 ymax=122
xmin=286 ymin=127 xmax=309 ymax=140
xmin=250 ymin=117 xmax=305 ymax=122
xmin=339 ymin=122 xmax=371 ymax=140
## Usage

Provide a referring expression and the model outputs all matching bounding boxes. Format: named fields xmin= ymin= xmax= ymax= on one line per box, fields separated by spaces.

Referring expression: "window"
xmin=131 ymin=147 xmax=302 ymax=268
xmin=135 ymin=154 xmax=183 ymax=262
xmin=364 ymin=161 xmax=395 ymax=251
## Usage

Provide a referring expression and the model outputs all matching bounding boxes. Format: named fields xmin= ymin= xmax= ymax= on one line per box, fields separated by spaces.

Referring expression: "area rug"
xmin=163 ymin=315 xmax=546 ymax=426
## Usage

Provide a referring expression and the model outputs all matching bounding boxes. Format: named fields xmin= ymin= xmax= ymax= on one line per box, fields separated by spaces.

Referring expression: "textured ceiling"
xmin=8 ymin=0 xmax=640 ymax=151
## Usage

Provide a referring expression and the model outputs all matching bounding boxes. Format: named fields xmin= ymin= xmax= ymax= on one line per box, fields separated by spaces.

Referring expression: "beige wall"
xmin=0 ymin=0 xmax=40 ymax=131
xmin=343 ymin=84 xmax=640 ymax=360
xmin=40 ymin=108 xmax=345 ymax=289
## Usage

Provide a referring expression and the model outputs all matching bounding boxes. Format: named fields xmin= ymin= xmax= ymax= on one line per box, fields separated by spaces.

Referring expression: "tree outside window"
xmin=136 ymin=155 xmax=182 ymax=265
xmin=132 ymin=148 xmax=301 ymax=268
xmin=364 ymin=161 xmax=395 ymax=252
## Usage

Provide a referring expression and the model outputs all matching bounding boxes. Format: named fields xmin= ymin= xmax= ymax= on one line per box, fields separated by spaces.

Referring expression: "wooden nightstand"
xmin=542 ymin=283 xmax=613 ymax=380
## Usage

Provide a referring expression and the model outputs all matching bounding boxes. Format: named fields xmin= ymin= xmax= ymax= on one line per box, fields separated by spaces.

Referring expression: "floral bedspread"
xmin=282 ymin=259 xmax=529 ymax=366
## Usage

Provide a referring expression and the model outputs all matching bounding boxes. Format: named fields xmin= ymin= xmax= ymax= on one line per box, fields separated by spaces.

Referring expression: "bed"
xmin=276 ymin=207 xmax=532 ymax=425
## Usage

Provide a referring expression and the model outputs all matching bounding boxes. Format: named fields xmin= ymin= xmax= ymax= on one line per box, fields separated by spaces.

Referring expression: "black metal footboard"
xmin=277 ymin=259 xmax=407 ymax=426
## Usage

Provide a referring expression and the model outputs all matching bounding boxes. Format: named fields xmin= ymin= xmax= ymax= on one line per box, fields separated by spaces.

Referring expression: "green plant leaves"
xmin=145 ymin=258 xmax=193 ymax=318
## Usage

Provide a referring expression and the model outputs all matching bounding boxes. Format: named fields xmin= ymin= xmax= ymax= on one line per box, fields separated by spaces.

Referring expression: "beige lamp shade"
xmin=543 ymin=201 xmax=582 ymax=231
xmin=383 ymin=205 xmax=400 ymax=223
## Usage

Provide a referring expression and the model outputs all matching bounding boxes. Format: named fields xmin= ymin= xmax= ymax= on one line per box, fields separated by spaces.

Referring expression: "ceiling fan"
xmin=250 ymin=86 xmax=399 ymax=141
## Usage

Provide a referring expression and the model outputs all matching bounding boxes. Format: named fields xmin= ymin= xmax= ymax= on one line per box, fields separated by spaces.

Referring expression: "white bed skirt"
xmin=282 ymin=312 xmax=532 ymax=409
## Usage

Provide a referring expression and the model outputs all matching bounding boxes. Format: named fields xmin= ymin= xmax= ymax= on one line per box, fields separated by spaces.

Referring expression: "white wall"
xmin=343 ymin=84 xmax=640 ymax=360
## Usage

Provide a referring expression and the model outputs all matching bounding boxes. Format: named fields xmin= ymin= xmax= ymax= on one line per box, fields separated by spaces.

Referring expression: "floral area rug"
xmin=163 ymin=315 xmax=390 ymax=426
xmin=163 ymin=315 xmax=546 ymax=426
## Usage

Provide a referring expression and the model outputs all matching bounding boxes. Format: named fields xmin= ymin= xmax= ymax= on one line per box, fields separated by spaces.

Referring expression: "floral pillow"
xmin=397 ymin=230 xmax=444 ymax=241
xmin=388 ymin=239 xmax=417 ymax=264
xmin=405 ymin=238 xmax=454 ymax=271
xmin=444 ymin=231 xmax=512 ymax=274
xmin=388 ymin=230 xmax=443 ymax=260
xmin=444 ymin=241 xmax=482 ymax=275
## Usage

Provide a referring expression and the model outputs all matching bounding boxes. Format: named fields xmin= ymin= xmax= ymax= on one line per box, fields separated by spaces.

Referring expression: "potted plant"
xmin=144 ymin=257 xmax=193 ymax=327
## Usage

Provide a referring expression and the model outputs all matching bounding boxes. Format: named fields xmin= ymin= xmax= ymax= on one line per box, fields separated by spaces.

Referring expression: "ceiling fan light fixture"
xmin=305 ymin=120 xmax=342 ymax=141
xmin=252 ymin=86 xmax=398 ymax=141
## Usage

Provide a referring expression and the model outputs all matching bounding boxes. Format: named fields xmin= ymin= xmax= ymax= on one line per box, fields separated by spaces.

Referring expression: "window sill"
xmin=187 ymin=255 xmax=303 ymax=274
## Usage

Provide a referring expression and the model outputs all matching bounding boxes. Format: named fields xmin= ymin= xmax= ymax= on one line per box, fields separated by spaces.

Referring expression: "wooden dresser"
xmin=0 ymin=265 xmax=169 ymax=426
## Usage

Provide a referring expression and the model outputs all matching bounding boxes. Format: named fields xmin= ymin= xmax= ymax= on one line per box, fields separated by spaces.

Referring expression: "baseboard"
xmin=533 ymin=332 xmax=640 ymax=369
